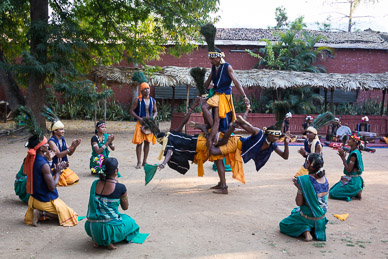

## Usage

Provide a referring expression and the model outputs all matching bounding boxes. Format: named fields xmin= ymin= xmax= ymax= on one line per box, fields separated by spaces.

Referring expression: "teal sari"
xmin=329 ymin=149 xmax=364 ymax=201
xmin=84 ymin=180 xmax=148 ymax=246
xmin=14 ymin=162 xmax=30 ymax=203
xmin=279 ymin=175 xmax=328 ymax=241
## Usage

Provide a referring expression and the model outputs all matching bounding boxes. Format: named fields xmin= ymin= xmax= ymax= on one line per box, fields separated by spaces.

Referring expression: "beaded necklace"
xmin=96 ymin=133 xmax=105 ymax=145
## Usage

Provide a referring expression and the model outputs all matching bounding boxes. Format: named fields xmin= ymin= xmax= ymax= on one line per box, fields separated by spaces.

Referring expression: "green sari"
xmin=14 ymin=162 xmax=30 ymax=203
xmin=279 ymin=175 xmax=328 ymax=241
xmin=329 ymin=149 xmax=364 ymax=201
xmin=84 ymin=180 xmax=148 ymax=246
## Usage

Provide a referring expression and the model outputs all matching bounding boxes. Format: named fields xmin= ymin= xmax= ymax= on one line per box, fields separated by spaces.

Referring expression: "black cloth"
xmin=97 ymin=182 xmax=127 ymax=199
xmin=165 ymin=131 xmax=198 ymax=175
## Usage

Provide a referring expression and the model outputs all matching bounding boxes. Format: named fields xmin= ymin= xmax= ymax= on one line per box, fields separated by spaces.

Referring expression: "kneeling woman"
xmin=329 ymin=134 xmax=364 ymax=201
xmin=279 ymin=153 xmax=329 ymax=241
xmin=85 ymin=157 xmax=148 ymax=250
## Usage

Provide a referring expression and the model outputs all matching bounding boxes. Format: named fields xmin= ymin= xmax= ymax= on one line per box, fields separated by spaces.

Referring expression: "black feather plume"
xmin=190 ymin=67 xmax=207 ymax=96
xmin=142 ymin=118 xmax=160 ymax=136
xmin=200 ymin=23 xmax=217 ymax=52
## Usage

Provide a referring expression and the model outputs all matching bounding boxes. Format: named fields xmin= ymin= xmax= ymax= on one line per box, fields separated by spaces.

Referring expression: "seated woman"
xmin=295 ymin=126 xmax=322 ymax=177
xmin=279 ymin=153 xmax=329 ymax=241
xmin=48 ymin=120 xmax=81 ymax=186
xmin=14 ymin=160 xmax=30 ymax=203
xmin=85 ymin=157 xmax=148 ymax=250
xmin=329 ymin=134 xmax=364 ymax=201
xmin=90 ymin=121 xmax=115 ymax=175
xmin=24 ymin=135 xmax=78 ymax=227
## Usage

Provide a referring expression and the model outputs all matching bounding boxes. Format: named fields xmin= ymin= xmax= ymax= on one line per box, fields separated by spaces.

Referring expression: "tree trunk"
xmin=0 ymin=50 xmax=26 ymax=111
xmin=26 ymin=0 xmax=49 ymax=128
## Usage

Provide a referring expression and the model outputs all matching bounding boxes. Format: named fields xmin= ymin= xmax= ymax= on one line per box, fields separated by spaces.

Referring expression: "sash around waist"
xmin=300 ymin=211 xmax=326 ymax=221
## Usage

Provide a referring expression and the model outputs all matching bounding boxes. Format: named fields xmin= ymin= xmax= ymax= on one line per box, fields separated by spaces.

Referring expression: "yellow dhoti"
xmin=206 ymin=93 xmax=236 ymax=121
xmin=194 ymin=135 xmax=209 ymax=177
xmin=219 ymin=136 xmax=245 ymax=184
xmin=24 ymin=196 xmax=78 ymax=227
xmin=132 ymin=121 xmax=156 ymax=144
xmin=57 ymin=168 xmax=79 ymax=187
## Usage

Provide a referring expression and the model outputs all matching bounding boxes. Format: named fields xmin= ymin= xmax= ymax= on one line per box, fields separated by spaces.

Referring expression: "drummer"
xmin=336 ymin=124 xmax=352 ymax=145
xmin=356 ymin=116 xmax=372 ymax=146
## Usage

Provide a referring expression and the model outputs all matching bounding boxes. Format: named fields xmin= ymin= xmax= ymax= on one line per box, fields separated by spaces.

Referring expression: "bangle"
xmin=67 ymin=148 xmax=70 ymax=154
xmin=102 ymin=145 xmax=106 ymax=149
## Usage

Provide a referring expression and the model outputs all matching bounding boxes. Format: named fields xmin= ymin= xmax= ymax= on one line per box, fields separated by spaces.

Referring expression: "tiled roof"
xmin=213 ymin=28 xmax=388 ymax=50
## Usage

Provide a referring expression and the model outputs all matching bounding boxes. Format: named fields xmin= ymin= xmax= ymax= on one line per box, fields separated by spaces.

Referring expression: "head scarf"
xmin=285 ymin=112 xmax=292 ymax=118
xmin=208 ymin=48 xmax=226 ymax=64
xmin=305 ymin=115 xmax=313 ymax=121
xmin=306 ymin=126 xmax=320 ymax=153
xmin=263 ymin=127 xmax=282 ymax=136
xmin=24 ymin=136 xmax=48 ymax=194
xmin=51 ymin=120 xmax=64 ymax=131
xmin=334 ymin=118 xmax=340 ymax=123
xmin=361 ymin=116 xmax=369 ymax=122
xmin=138 ymin=82 xmax=150 ymax=101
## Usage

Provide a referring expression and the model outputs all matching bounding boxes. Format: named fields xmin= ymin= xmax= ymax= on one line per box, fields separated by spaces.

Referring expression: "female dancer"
xmin=90 ymin=121 xmax=115 ymax=174
xmin=279 ymin=153 xmax=329 ymax=241
xmin=85 ymin=157 xmax=148 ymax=249
xmin=329 ymin=134 xmax=364 ymax=201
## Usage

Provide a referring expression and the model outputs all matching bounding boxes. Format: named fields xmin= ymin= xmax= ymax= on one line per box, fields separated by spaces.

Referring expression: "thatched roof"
xmin=90 ymin=66 xmax=388 ymax=91
xmin=215 ymin=28 xmax=388 ymax=50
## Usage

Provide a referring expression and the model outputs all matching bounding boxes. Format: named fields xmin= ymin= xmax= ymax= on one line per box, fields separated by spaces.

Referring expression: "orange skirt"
xmin=132 ymin=121 xmax=156 ymax=145
xmin=57 ymin=168 xmax=79 ymax=187
xmin=194 ymin=135 xmax=209 ymax=177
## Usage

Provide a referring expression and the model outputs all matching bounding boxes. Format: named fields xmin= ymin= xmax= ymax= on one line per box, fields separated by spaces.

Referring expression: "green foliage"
xmin=155 ymin=101 xmax=172 ymax=121
xmin=273 ymin=101 xmax=290 ymax=129
xmin=271 ymin=6 xmax=288 ymax=30
xmin=335 ymin=98 xmax=384 ymax=116
xmin=248 ymin=16 xmax=334 ymax=72
xmin=1 ymin=0 xmax=220 ymax=121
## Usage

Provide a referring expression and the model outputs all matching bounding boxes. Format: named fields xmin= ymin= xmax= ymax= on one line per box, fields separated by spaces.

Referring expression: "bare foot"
xmin=303 ymin=231 xmax=313 ymax=242
xmin=107 ymin=243 xmax=117 ymax=250
xmin=135 ymin=163 xmax=141 ymax=169
xmin=209 ymin=182 xmax=221 ymax=189
xmin=213 ymin=186 xmax=228 ymax=194
xmin=188 ymin=121 xmax=208 ymax=134
xmin=32 ymin=209 xmax=42 ymax=227
xmin=93 ymin=243 xmax=100 ymax=248
xmin=142 ymin=162 xmax=146 ymax=167
xmin=356 ymin=190 xmax=362 ymax=200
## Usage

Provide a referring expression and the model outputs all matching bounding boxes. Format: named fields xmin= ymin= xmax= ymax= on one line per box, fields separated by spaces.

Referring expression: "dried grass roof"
xmin=91 ymin=66 xmax=388 ymax=91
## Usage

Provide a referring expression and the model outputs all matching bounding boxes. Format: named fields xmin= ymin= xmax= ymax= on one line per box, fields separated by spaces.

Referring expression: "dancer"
xmin=17 ymin=107 xmax=78 ymax=227
xmin=48 ymin=120 xmax=81 ymax=186
xmin=279 ymin=153 xmax=328 ymax=241
xmin=329 ymin=134 xmax=364 ymax=201
xmin=14 ymin=160 xmax=29 ymax=203
xmin=208 ymin=115 xmax=290 ymax=193
xmin=130 ymin=74 xmax=157 ymax=169
xmin=295 ymin=126 xmax=323 ymax=177
xmin=157 ymin=97 xmax=209 ymax=176
xmin=85 ymin=157 xmax=148 ymax=250
xmin=90 ymin=121 xmax=116 ymax=174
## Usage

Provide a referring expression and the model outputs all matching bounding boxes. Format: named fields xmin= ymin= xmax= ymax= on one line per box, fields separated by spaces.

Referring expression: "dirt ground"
xmin=0 ymin=120 xmax=388 ymax=259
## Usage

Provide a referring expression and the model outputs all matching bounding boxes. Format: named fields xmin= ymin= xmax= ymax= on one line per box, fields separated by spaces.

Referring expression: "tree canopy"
xmin=0 ymin=0 xmax=219 ymax=124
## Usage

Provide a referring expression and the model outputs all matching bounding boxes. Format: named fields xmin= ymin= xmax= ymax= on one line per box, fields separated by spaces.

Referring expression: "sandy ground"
xmin=1 ymin=120 xmax=388 ymax=259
